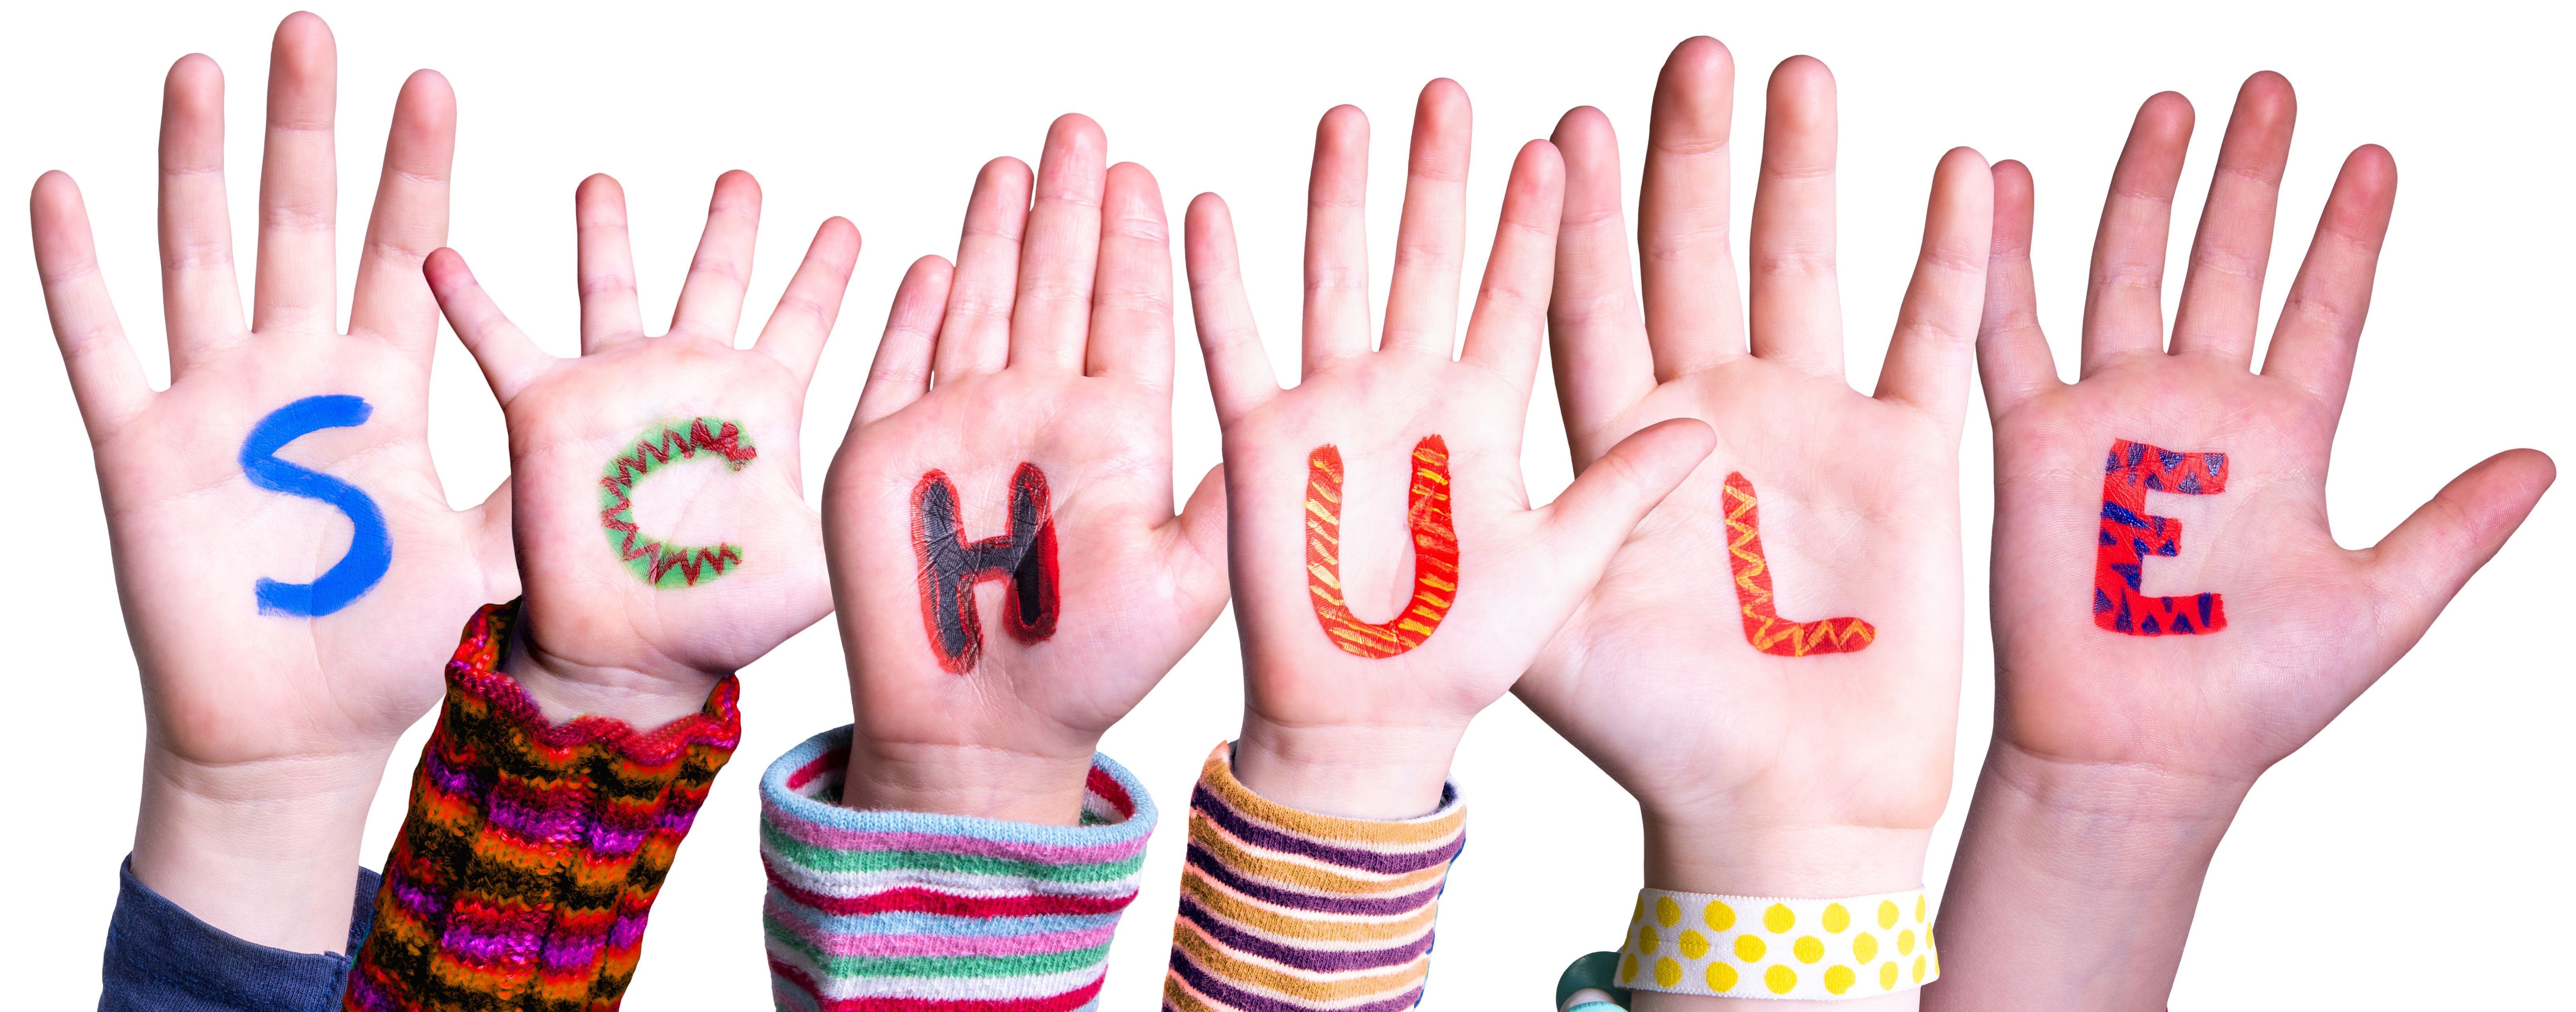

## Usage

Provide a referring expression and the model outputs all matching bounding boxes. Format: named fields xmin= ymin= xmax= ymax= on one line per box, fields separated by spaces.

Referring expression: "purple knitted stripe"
xmin=1178 ymin=893 xmax=1433 ymax=971
xmin=1190 ymin=783 xmax=1461 ymax=875
xmin=1184 ymin=844 xmax=1444 ymax=917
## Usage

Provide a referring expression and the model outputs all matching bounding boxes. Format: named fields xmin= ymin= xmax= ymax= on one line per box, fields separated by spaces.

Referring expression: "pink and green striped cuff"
xmin=1163 ymin=742 xmax=1467 ymax=1012
xmin=759 ymin=726 xmax=1155 ymax=1012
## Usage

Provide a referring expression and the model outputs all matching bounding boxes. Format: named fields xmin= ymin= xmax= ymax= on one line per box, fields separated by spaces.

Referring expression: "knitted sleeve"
xmin=1163 ymin=742 xmax=1467 ymax=1012
xmin=343 ymin=601 xmax=741 ymax=1012
xmin=759 ymin=726 xmax=1157 ymax=1012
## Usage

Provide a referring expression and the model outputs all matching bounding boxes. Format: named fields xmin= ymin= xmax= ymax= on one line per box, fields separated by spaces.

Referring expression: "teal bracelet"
xmin=1557 ymin=950 xmax=1633 ymax=1010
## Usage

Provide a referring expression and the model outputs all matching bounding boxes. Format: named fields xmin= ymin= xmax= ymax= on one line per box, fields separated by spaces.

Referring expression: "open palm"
xmin=428 ymin=170 xmax=854 ymax=724
xmin=824 ymin=117 xmax=1228 ymax=816
xmin=34 ymin=15 xmax=508 ymax=820
xmin=30 ymin=14 xmax=511 ymax=947
xmin=1975 ymin=74 xmax=2553 ymax=784
xmin=1186 ymin=81 xmax=1712 ymax=810
xmin=1513 ymin=40 xmax=1992 ymax=895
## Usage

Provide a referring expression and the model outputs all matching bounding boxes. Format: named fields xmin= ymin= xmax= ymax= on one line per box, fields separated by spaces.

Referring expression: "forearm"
xmin=130 ymin=745 xmax=389 ymax=955
xmin=346 ymin=602 xmax=742 ymax=1009
xmin=1921 ymin=741 xmax=2248 ymax=1012
xmin=763 ymin=726 xmax=1155 ymax=1010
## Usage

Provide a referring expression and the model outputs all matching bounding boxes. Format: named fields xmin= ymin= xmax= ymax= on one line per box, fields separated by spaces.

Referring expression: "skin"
xmin=1511 ymin=38 xmax=1994 ymax=1012
xmin=1922 ymin=74 xmax=2554 ymax=1010
xmin=427 ymin=172 xmax=859 ymax=729
xmin=1184 ymin=80 xmax=1717 ymax=820
xmin=30 ymin=14 xmax=514 ymax=953
xmin=826 ymin=117 xmax=1231 ymax=824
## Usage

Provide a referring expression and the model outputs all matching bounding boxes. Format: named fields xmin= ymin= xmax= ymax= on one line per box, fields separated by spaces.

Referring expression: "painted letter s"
xmin=240 ymin=395 xmax=393 ymax=617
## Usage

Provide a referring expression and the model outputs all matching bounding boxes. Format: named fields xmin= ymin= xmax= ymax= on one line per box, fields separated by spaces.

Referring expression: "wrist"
xmin=1966 ymin=739 xmax=2249 ymax=889
xmin=500 ymin=618 xmax=721 ymax=730
xmin=130 ymin=745 xmax=385 ymax=954
xmin=1641 ymin=815 xmax=1933 ymax=899
xmin=1232 ymin=713 xmax=1465 ymax=819
xmin=838 ymin=738 xmax=1101 ymax=825
xmin=1920 ymin=740 xmax=2249 ymax=1012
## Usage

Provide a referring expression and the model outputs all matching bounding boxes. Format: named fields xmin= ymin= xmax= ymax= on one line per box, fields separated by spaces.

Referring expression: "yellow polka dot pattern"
xmin=1613 ymin=888 xmax=1938 ymax=1001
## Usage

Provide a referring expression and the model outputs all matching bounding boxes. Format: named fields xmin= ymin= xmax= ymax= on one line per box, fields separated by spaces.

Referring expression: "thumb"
xmin=1167 ymin=463 xmax=1232 ymax=621
xmin=2363 ymin=448 xmax=2554 ymax=661
xmin=1540 ymin=417 xmax=1718 ymax=575
xmin=425 ymin=247 xmax=551 ymax=403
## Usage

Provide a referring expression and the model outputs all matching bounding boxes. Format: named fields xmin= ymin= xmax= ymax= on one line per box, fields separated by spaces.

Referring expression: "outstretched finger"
xmin=1459 ymin=140 xmax=1566 ymax=404
xmin=348 ymin=69 xmax=456 ymax=352
xmin=1381 ymin=79 xmax=1474 ymax=359
xmin=1745 ymin=55 xmax=1845 ymax=376
xmin=1874 ymin=147 xmax=1994 ymax=425
xmin=1975 ymin=160 xmax=2061 ymax=414
xmin=2260 ymin=145 xmax=2398 ymax=414
xmin=1637 ymin=35 xmax=1746 ymax=378
xmin=33 ymin=172 xmax=152 ymax=437
xmin=935 ymin=157 xmax=1032 ymax=383
xmin=1183 ymin=192 xmax=1281 ymax=425
xmin=1303 ymin=105 xmax=1374 ymax=372
xmin=158 ymin=53 xmax=245 ymax=366
xmin=251 ymin=12 xmax=339 ymax=334
xmin=2080 ymin=92 xmax=2193 ymax=375
xmin=1011 ymin=114 xmax=1110 ymax=372
xmin=670 ymin=169 xmax=764 ymax=340
xmin=852 ymin=255 xmax=951 ymax=429
xmin=573 ymin=174 xmax=644 ymax=353
xmin=755 ymin=216 xmax=861 ymax=381
xmin=2169 ymin=73 xmax=2296 ymax=368
xmin=1547 ymin=105 xmax=1655 ymax=466
xmin=1086 ymin=162 xmax=1176 ymax=387
xmin=425 ymin=247 xmax=550 ymax=403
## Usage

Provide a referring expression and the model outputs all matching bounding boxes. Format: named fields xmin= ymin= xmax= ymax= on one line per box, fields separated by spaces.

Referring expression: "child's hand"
xmin=1511 ymin=40 xmax=1993 ymax=902
xmin=427 ymin=171 xmax=856 ymax=728
xmin=30 ymin=14 xmax=509 ymax=951
xmin=1185 ymin=81 xmax=1715 ymax=818
xmin=1928 ymin=74 xmax=2552 ymax=1007
xmin=824 ymin=117 xmax=1228 ymax=823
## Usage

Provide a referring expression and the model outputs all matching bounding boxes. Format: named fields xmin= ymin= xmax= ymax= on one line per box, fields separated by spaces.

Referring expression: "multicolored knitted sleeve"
xmin=344 ymin=601 xmax=741 ymax=1012
xmin=1164 ymin=743 xmax=1467 ymax=1012
xmin=759 ymin=726 xmax=1157 ymax=1012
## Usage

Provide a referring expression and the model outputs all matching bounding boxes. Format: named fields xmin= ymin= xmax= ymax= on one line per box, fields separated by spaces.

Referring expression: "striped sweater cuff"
xmin=761 ymin=726 xmax=1157 ymax=1012
xmin=1164 ymin=742 xmax=1467 ymax=1012
xmin=345 ymin=600 xmax=742 ymax=1012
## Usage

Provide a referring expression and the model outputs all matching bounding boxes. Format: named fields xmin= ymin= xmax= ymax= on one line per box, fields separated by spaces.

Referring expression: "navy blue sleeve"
xmin=99 ymin=856 xmax=379 ymax=1012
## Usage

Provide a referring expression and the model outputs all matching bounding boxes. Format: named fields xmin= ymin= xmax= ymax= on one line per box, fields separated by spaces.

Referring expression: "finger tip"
xmin=1773 ymin=53 xmax=1834 ymax=87
xmin=980 ymin=155 xmax=1034 ymax=188
xmin=421 ymin=247 xmax=468 ymax=286
xmin=168 ymin=52 xmax=221 ymax=85
xmin=1050 ymin=112 xmax=1108 ymax=150
xmin=2140 ymin=91 xmax=2196 ymax=131
xmin=2242 ymin=70 xmax=2296 ymax=102
xmin=274 ymin=10 xmax=336 ymax=59
xmin=1669 ymin=35 xmax=1735 ymax=73
xmin=400 ymin=67 xmax=455 ymax=104
xmin=1553 ymin=105 xmax=1611 ymax=140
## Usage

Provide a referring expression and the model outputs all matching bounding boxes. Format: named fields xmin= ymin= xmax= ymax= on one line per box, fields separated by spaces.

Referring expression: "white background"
xmin=4 ymin=2 xmax=2568 ymax=1008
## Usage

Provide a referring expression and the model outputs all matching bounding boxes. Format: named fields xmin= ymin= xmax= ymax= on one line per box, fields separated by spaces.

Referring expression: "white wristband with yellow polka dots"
xmin=1615 ymin=888 xmax=1938 ymax=1000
